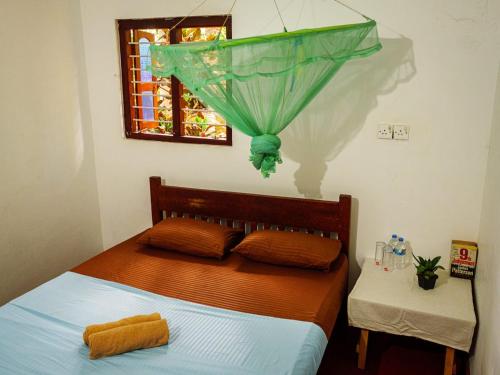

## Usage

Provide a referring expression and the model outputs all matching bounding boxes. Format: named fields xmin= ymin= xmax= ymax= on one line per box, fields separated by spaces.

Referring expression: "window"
xmin=118 ymin=16 xmax=232 ymax=145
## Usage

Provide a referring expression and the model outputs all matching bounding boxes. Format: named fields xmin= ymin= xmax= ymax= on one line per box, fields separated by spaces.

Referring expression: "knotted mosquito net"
xmin=150 ymin=19 xmax=381 ymax=177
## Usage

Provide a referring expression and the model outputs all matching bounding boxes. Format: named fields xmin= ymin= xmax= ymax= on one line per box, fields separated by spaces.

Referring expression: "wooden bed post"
xmin=338 ymin=194 xmax=351 ymax=256
xmin=149 ymin=176 xmax=162 ymax=225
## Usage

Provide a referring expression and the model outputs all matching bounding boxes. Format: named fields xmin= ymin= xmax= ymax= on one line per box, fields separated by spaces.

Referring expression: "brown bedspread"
xmin=72 ymin=234 xmax=348 ymax=339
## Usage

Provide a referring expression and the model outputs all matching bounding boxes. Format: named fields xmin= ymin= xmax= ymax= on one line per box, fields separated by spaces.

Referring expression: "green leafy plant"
xmin=182 ymin=92 xmax=193 ymax=104
xmin=158 ymin=121 xmax=173 ymax=134
xmin=413 ymin=255 xmax=445 ymax=280
xmin=194 ymin=115 xmax=208 ymax=131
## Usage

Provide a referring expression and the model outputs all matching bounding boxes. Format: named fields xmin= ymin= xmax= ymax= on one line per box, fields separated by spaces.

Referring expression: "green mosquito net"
xmin=150 ymin=19 xmax=381 ymax=177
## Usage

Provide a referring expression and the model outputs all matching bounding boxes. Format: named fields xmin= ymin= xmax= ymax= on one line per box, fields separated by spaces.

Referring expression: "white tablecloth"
xmin=348 ymin=260 xmax=476 ymax=352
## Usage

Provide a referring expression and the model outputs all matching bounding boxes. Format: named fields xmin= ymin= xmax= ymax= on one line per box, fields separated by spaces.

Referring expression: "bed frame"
xmin=149 ymin=176 xmax=352 ymax=256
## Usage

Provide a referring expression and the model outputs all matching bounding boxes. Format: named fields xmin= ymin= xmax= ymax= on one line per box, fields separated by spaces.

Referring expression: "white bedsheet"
xmin=0 ymin=272 xmax=327 ymax=374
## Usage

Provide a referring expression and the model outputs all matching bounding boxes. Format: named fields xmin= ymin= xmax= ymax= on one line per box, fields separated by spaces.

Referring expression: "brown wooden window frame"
xmin=118 ymin=16 xmax=232 ymax=146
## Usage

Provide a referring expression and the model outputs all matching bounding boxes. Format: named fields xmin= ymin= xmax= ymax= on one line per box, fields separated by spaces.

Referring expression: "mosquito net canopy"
xmin=150 ymin=19 xmax=381 ymax=177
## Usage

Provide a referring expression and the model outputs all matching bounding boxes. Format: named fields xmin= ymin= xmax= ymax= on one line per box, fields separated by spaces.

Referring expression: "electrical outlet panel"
xmin=377 ymin=124 xmax=393 ymax=139
xmin=393 ymin=124 xmax=410 ymax=140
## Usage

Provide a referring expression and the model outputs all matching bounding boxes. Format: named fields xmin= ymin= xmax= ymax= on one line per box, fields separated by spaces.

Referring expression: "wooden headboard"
xmin=149 ymin=176 xmax=352 ymax=256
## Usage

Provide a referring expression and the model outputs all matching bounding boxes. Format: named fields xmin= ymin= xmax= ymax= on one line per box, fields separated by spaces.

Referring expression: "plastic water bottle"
xmin=388 ymin=234 xmax=398 ymax=251
xmin=394 ymin=237 xmax=406 ymax=269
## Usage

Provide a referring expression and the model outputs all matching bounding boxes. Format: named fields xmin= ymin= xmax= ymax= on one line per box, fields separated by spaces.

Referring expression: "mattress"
xmin=0 ymin=272 xmax=327 ymax=374
xmin=73 ymin=233 xmax=348 ymax=338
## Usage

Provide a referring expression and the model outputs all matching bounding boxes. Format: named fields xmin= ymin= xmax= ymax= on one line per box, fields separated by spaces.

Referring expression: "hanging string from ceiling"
xmin=217 ymin=0 xmax=238 ymax=39
xmin=222 ymin=0 xmax=238 ymax=26
xmin=271 ymin=0 xmax=372 ymax=32
xmin=272 ymin=0 xmax=288 ymax=32
xmin=170 ymin=0 xmax=209 ymax=31
xmin=171 ymin=0 xmax=370 ymax=33
xmin=332 ymin=0 xmax=370 ymax=19
xmin=170 ymin=0 xmax=237 ymax=39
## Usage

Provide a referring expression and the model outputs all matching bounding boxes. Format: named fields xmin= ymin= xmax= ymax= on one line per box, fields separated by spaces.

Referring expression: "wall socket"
xmin=393 ymin=124 xmax=410 ymax=140
xmin=377 ymin=123 xmax=410 ymax=140
xmin=377 ymin=124 xmax=393 ymax=139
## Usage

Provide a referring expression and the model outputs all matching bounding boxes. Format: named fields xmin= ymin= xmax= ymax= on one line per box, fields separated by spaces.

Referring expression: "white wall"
xmin=471 ymin=66 xmax=500 ymax=374
xmin=79 ymin=0 xmax=498 ymax=284
xmin=0 ymin=0 xmax=102 ymax=305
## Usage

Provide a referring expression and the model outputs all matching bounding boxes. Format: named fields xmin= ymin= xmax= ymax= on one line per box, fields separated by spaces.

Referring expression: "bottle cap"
xmin=392 ymin=234 xmax=398 ymax=238
xmin=399 ymin=237 xmax=404 ymax=241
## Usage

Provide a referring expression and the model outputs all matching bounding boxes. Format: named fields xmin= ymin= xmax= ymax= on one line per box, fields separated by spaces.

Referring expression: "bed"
xmin=0 ymin=176 xmax=351 ymax=375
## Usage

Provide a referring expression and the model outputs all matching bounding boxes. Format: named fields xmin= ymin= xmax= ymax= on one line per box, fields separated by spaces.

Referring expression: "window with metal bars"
xmin=118 ymin=16 xmax=232 ymax=146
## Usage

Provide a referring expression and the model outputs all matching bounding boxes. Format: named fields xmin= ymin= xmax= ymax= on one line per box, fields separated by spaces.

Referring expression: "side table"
xmin=348 ymin=259 xmax=476 ymax=375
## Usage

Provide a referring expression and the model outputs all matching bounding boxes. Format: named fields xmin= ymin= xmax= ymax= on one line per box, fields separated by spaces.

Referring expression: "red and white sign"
xmin=450 ymin=240 xmax=478 ymax=280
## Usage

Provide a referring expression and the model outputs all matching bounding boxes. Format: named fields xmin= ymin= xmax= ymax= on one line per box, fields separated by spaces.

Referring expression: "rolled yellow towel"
xmin=88 ymin=318 xmax=169 ymax=359
xmin=83 ymin=312 xmax=161 ymax=345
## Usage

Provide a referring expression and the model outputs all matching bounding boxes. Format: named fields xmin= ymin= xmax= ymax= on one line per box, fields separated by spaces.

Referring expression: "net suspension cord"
xmin=217 ymin=0 xmax=238 ymax=40
xmin=272 ymin=0 xmax=371 ymax=33
xmin=170 ymin=0 xmax=237 ymax=37
xmin=272 ymin=0 xmax=288 ymax=32
xmin=170 ymin=0 xmax=369 ymax=34
xmin=171 ymin=0 xmax=210 ymax=30
xmin=332 ymin=0 xmax=371 ymax=20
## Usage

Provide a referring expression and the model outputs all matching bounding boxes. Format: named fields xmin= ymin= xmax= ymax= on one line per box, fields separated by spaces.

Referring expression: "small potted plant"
xmin=413 ymin=255 xmax=445 ymax=290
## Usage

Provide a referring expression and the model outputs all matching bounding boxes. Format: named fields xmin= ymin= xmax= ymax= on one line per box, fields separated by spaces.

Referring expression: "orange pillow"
xmin=233 ymin=230 xmax=342 ymax=271
xmin=137 ymin=218 xmax=243 ymax=259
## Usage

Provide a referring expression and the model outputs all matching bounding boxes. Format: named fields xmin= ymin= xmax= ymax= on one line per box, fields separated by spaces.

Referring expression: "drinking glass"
xmin=374 ymin=241 xmax=385 ymax=266
xmin=382 ymin=245 xmax=394 ymax=272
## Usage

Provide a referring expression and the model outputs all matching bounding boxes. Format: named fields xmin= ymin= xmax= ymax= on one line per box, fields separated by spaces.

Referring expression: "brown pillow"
xmin=137 ymin=218 xmax=243 ymax=259
xmin=233 ymin=230 xmax=342 ymax=271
